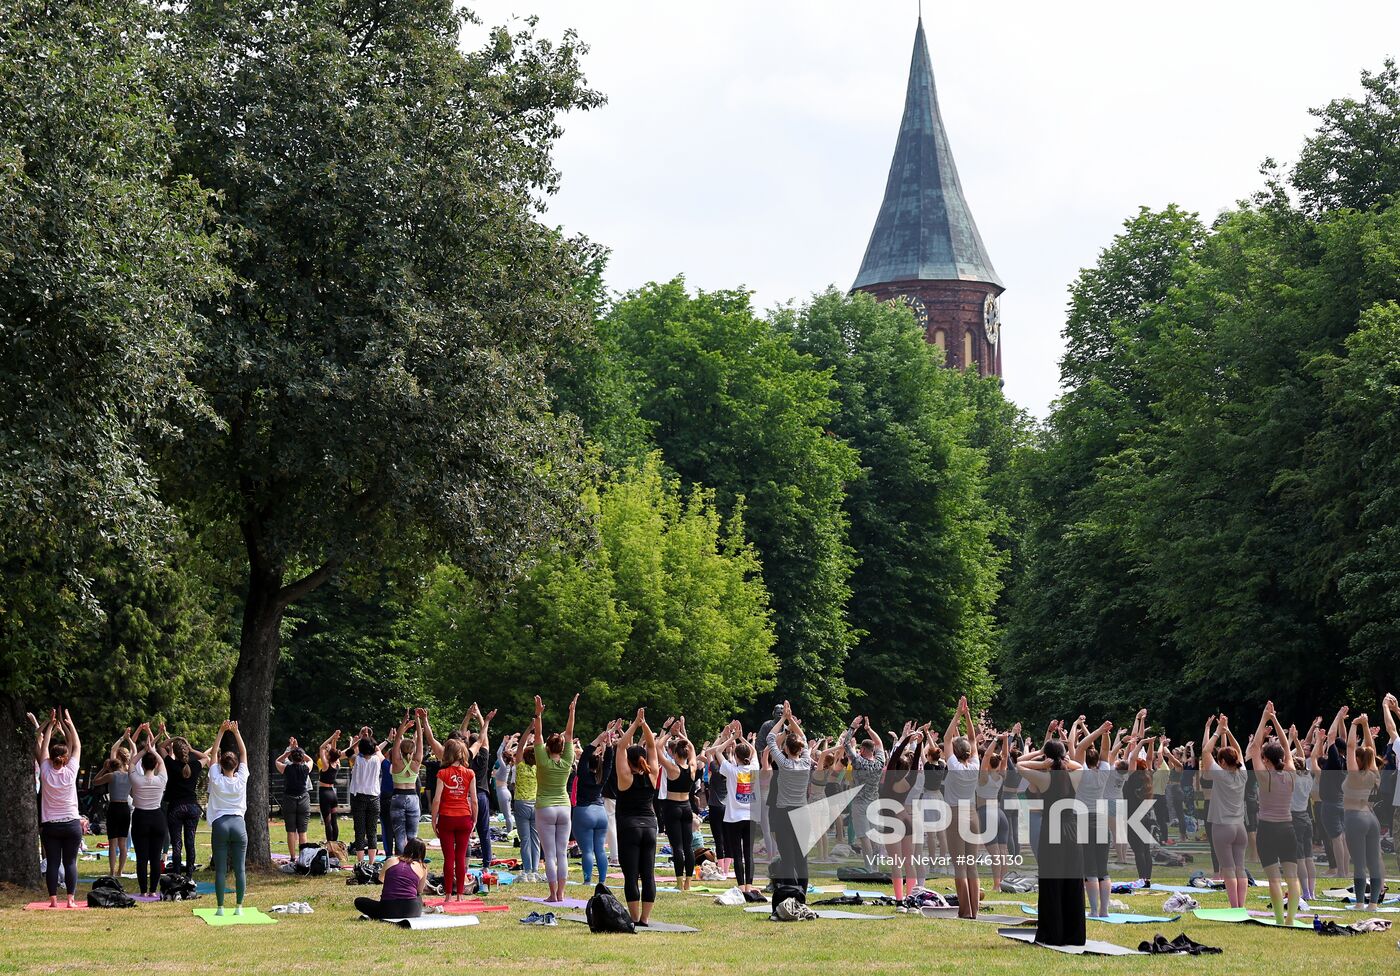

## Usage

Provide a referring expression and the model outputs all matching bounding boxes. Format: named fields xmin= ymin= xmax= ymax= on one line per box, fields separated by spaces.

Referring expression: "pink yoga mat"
xmin=422 ymin=898 xmax=510 ymax=914
xmin=24 ymin=902 xmax=88 ymax=911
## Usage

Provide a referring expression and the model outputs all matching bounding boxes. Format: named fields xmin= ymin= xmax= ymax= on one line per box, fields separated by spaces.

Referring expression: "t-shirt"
xmin=282 ymin=761 xmax=311 ymax=797
xmin=1290 ymin=769 xmax=1314 ymax=813
xmin=534 ymin=742 xmax=574 ymax=808
xmin=1204 ymin=766 xmax=1246 ymax=824
xmin=1319 ymin=744 xmax=1345 ymax=804
xmin=206 ymin=763 xmax=249 ymax=821
xmin=720 ymin=759 xmax=759 ymax=822
xmin=39 ymin=760 xmax=80 ymax=823
xmin=944 ymin=755 xmax=980 ymax=804
xmin=108 ymin=769 xmax=132 ymax=804
xmin=163 ymin=756 xmax=201 ymax=805
xmin=436 ymin=766 xmax=475 ymax=818
xmin=129 ymin=765 xmax=168 ymax=811
xmin=575 ymin=746 xmax=609 ymax=807
xmin=1075 ymin=761 xmax=1112 ymax=807
xmin=349 ymin=754 xmax=381 ymax=796
xmin=514 ymin=759 xmax=537 ymax=803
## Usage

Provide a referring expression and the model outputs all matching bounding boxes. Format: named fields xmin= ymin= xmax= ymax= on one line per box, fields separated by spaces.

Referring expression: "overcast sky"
xmin=467 ymin=1 xmax=1399 ymax=417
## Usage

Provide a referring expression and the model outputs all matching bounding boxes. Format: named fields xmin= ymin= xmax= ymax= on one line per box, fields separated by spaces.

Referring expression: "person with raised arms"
xmin=158 ymin=722 xmax=210 ymax=878
xmin=512 ymin=723 xmax=541 ymax=882
xmin=1250 ymin=701 xmax=1300 ymax=925
xmin=533 ymin=693 xmax=578 ymax=904
xmin=1319 ymin=705 xmax=1351 ymax=878
xmin=706 ymin=721 xmax=762 ymax=901
xmin=944 ymin=695 xmax=982 ymax=919
xmin=1018 ymin=737 xmax=1085 ymax=947
xmin=91 ymin=727 xmax=135 ymax=879
xmin=275 ymin=736 xmax=314 ymax=856
xmin=205 ymin=719 xmax=250 ymax=916
xmin=35 ymin=708 xmax=82 ymax=908
xmin=765 ymin=700 xmax=814 ymax=907
xmin=614 ymin=708 xmax=661 ymax=925
xmin=573 ymin=719 xmax=617 ymax=886
xmin=1344 ymin=711 xmax=1385 ymax=911
xmin=840 ymin=716 xmax=886 ymax=861
xmin=430 ymin=736 xmax=477 ymax=902
xmin=881 ymin=724 xmax=924 ymax=908
xmin=316 ymin=730 xmax=344 ymax=843
xmin=389 ymin=709 xmax=426 ymax=853
xmin=657 ymin=716 xmax=701 ymax=892
xmin=346 ymin=725 xmax=387 ymax=866
xmin=1070 ymin=717 xmax=1114 ymax=919
xmin=127 ymin=722 xmax=168 ymax=896
xmin=1201 ymin=712 xmax=1248 ymax=908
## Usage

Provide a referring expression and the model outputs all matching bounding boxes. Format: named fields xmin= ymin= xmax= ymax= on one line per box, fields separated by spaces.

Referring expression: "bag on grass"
xmin=585 ymin=882 xmax=635 ymax=934
xmin=295 ymin=844 xmax=329 ymax=876
xmin=159 ymin=873 xmax=199 ymax=901
xmin=87 ymin=885 xmax=135 ymax=908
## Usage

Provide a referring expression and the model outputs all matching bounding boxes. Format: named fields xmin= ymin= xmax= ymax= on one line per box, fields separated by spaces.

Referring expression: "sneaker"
xmin=520 ymin=911 xmax=543 ymax=925
xmin=540 ymin=912 xmax=558 ymax=926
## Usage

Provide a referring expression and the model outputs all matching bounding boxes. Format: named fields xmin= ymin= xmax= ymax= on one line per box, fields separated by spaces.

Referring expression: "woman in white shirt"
xmin=34 ymin=708 xmax=82 ymax=908
xmin=206 ymin=719 xmax=250 ymax=916
xmin=943 ymin=696 xmax=981 ymax=919
xmin=706 ymin=721 xmax=762 ymax=901
xmin=128 ymin=723 xmax=170 ymax=895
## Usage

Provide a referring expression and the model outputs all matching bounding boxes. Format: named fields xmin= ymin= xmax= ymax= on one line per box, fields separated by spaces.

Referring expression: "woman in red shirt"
xmin=431 ymin=738 xmax=477 ymax=900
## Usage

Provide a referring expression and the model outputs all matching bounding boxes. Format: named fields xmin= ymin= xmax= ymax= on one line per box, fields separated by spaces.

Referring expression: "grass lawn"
xmin=2 ymin=817 xmax=1394 ymax=975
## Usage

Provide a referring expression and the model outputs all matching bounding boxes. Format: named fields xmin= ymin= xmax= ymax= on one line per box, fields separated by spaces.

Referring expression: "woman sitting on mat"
xmin=35 ymin=708 xmax=82 ymax=908
xmin=92 ymin=727 xmax=136 ymax=878
xmin=275 ymin=736 xmax=314 ymax=856
xmin=316 ymin=730 xmax=344 ymax=843
xmin=1250 ymin=701 xmax=1300 ymax=925
xmin=205 ymin=719 xmax=250 ymax=916
xmin=431 ymin=737 xmax=476 ymax=902
xmin=1201 ymin=713 xmax=1249 ymax=908
xmin=354 ymin=838 xmax=429 ymax=920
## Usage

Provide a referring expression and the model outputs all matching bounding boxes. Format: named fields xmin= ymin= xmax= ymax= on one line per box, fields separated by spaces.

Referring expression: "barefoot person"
xmin=614 ymin=708 xmax=660 ymax=925
xmin=316 ymin=730 xmax=344 ymax=843
xmin=389 ymin=710 xmax=426 ymax=853
xmin=430 ymin=738 xmax=476 ymax=902
xmin=354 ymin=838 xmax=429 ymax=920
xmin=944 ymin=696 xmax=982 ymax=918
xmin=275 ymin=737 xmax=313 ymax=855
xmin=658 ymin=717 xmax=701 ymax=892
xmin=532 ymin=694 xmax=578 ymax=904
xmin=35 ymin=709 xmax=82 ymax=908
xmin=1251 ymin=702 xmax=1300 ymax=926
xmin=1344 ymin=712 xmax=1385 ymax=911
xmin=206 ymin=720 xmax=250 ymax=916
xmin=92 ymin=728 xmax=136 ymax=878
xmin=1202 ymin=713 xmax=1248 ymax=908
xmin=128 ymin=723 xmax=168 ymax=896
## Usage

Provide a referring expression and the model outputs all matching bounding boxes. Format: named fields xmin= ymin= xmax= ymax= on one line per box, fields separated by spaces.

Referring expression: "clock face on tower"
xmin=983 ymin=293 xmax=1001 ymax=346
xmin=892 ymin=293 xmax=928 ymax=328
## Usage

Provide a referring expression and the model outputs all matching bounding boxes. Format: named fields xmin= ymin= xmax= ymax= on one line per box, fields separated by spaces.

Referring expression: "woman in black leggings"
xmin=658 ymin=719 xmax=700 ymax=892
xmin=614 ymin=708 xmax=660 ymax=925
xmin=34 ymin=708 xmax=82 ymax=908
xmin=704 ymin=722 xmax=761 ymax=900
xmin=128 ymin=723 xmax=169 ymax=895
xmin=316 ymin=730 xmax=343 ymax=842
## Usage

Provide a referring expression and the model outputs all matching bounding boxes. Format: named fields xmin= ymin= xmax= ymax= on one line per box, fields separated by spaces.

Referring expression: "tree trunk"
xmin=0 ymin=692 xmax=41 ymax=888
xmin=229 ymin=565 xmax=285 ymax=869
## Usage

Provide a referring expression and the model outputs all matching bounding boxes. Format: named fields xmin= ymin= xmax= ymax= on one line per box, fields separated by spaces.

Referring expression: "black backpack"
xmin=295 ymin=845 xmax=330 ymax=876
xmin=346 ymin=861 xmax=382 ymax=886
xmin=88 ymin=878 xmax=135 ymax=908
xmin=159 ymin=873 xmax=199 ymax=901
xmin=769 ymin=882 xmax=806 ymax=917
xmin=584 ymin=882 xmax=635 ymax=934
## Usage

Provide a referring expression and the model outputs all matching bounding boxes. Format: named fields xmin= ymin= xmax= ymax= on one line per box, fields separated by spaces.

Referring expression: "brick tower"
xmin=852 ymin=18 xmax=1004 ymax=378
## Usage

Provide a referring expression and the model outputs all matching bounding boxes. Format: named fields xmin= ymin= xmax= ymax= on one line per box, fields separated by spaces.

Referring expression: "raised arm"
xmin=419 ymin=709 xmax=443 ymax=761
xmin=564 ymin=694 xmax=578 ymax=746
xmin=230 ymin=721 xmax=247 ymax=767
xmin=615 ymin=709 xmax=643 ymax=792
xmin=275 ymin=737 xmax=295 ymax=774
xmin=1248 ymin=704 xmax=1272 ymax=767
xmin=61 ymin=709 xmax=80 ymax=766
xmin=33 ymin=710 xmax=55 ymax=764
xmin=1347 ymin=715 xmax=1360 ymax=769
xmin=532 ymin=696 xmax=546 ymax=756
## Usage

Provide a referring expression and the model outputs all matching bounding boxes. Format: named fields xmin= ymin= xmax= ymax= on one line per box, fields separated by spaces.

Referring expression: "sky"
xmin=466 ymin=1 xmax=1400 ymax=417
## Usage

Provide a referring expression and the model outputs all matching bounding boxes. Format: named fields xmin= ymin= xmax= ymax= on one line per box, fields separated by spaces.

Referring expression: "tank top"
xmin=381 ymin=860 xmax=421 ymax=901
xmin=665 ymin=764 xmax=695 ymax=800
xmin=1343 ymin=770 xmax=1378 ymax=811
xmin=108 ymin=769 xmax=132 ymax=804
xmin=164 ymin=755 xmax=201 ymax=804
xmin=617 ymin=769 xmax=657 ymax=819
xmin=393 ymin=763 xmax=419 ymax=789
xmin=318 ymin=761 xmax=337 ymax=787
xmin=1256 ymin=768 xmax=1293 ymax=822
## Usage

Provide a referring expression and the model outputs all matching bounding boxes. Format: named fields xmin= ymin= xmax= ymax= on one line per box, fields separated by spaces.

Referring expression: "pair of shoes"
xmin=519 ymin=911 xmax=557 ymax=926
xmin=270 ymin=901 xmax=314 ymax=914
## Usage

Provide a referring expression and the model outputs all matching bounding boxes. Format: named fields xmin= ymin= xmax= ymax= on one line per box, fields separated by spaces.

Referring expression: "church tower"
xmin=852 ymin=18 xmax=1004 ymax=377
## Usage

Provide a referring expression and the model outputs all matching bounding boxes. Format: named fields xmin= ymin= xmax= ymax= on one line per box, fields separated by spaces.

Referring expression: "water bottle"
xmin=1312 ymin=913 xmax=1321 ymax=932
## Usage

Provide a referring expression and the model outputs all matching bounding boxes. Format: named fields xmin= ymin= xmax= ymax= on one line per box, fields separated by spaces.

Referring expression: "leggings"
xmin=40 ymin=820 xmax=81 ymax=897
xmin=1166 ymin=784 xmax=1188 ymax=841
xmin=1127 ymin=801 xmax=1154 ymax=880
xmin=513 ymin=799 xmax=539 ymax=872
xmin=379 ymin=794 xmax=396 ymax=857
xmin=390 ymin=791 xmax=420 ymax=853
xmin=350 ymin=793 xmax=378 ymax=854
xmin=476 ymin=790 xmax=493 ymax=867
xmin=572 ymin=802 xmax=609 ymax=883
xmin=437 ymin=814 xmax=474 ymax=897
xmin=319 ymin=787 xmax=339 ymax=842
xmin=210 ymin=814 xmax=247 ymax=907
xmin=495 ymin=784 xmax=514 ymax=832
xmin=1212 ymin=821 xmax=1248 ymax=873
xmin=132 ymin=808 xmax=168 ymax=894
xmin=771 ymin=805 xmax=810 ymax=894
xmin=710 ymin=804 xmax=728 ymax=860
xmin=1344 ymin=808 xmax=1384 ymax=904
xmin=166 ymin=801 xmax=201 ymax=875
xmin=354 ymin=895 xmax=421 ymax=920
xmin=618 ymin=814 xmax=658 ymax=904
xmin=662 ymin=799 xmax=695 ymax=879
xmin=725 ymin=819 xmax=755 ymax=886
xmin=537 ymin=804 xmax=572 ymax=886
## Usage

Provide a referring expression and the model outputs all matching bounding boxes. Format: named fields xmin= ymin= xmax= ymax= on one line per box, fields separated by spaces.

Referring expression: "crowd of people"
xmin=30 ymin=692 xmax=1400 ymax=946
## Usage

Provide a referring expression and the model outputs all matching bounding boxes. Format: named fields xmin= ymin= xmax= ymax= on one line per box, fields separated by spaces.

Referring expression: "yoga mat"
xmin=1191 ymin=907 xmax=1311 ymax=928
xmin=192 ymin=907 xmax=277 ymax=926
xmin=1319 ymin=888 xmax=1400 ymax=904
xmin=562 ymin=914 xmax=697 ymax=932
xmin=519 ymin=896 xmax=589 ymax=910
xmin=843 ymin=889 xmax=888 ymax=899
xmin=1019 ymin=905 xmax=1181 ymax=924
xmin=921 ymin=906 xmax=1027 ymax=924
xmin=743 ymin=905 xmax=896 ymax=920
xmin=469 ymin=869 xmax=515 ymax=885
xmin=998 ymin=926 xmax=1143 ymax=956
xmin=1151 ymin=883 xmax=1207 ymax=895
xmin=133 ymin=894 xmax=161 ymax=903
xmin=23 ymin=902 xmax=88 ymax=911
xmin=424 ymin=899 xmax=510 ymax=914
xmin=362 ymin=914 xmax=479 ymax=929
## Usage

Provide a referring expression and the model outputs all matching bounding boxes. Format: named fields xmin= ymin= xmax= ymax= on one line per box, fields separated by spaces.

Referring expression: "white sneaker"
xmin=1296 ymin=898 xmax=1310 ymax=912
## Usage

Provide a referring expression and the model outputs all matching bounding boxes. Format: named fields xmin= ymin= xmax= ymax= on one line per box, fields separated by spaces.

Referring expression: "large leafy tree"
xmin=411 ymin=455 xmax=777 ymax=735
xmin=0 ymin=0 xmax=225 ymax=886
xmin=160 ymin=0 xmax=604 ymax=863
xmin=600 ymin=281 xmax=859 ymax=727
xmin=778 ymin=290 xmax=1003 ymax=727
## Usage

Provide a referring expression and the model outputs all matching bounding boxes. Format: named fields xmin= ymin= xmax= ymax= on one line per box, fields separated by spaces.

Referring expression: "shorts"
xmin=1319 ymin=801 xmax=1345 ymax=840
xmin=283 ymin=793 xmax=311 ymax=833
xmin=1082 ymin=812 xmax=1110 ymax=880
xmin=1256 ymin=819 xmax=1296 ymax=868
xmin=107 ymin=802 xmax=131 ymax=839
xmin=1244 ymin=800 xmax=1259 ymax=833
xmin=1291 ymin=810 xmax=1313 ymax=860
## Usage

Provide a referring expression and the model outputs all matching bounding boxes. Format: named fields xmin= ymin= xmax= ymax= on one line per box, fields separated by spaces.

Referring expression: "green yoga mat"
xmin=192 ymin=907 xmax=278 ymax=926
xmin=1192 ymin=907 xmax=1310 ymax=929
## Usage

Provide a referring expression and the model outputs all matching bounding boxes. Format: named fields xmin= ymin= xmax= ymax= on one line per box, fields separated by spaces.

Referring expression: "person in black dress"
xmin=1018 ymin=736 xmax=1086 ymax=947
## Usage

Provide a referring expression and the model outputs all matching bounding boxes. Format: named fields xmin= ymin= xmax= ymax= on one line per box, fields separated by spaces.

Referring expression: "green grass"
xmin=1 ymin=818 xmax=1394 ymax=975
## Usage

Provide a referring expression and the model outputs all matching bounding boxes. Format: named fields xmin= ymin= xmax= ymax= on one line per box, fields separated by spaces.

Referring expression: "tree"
xmin=160 ymin=0 xmax=604 ymax=863
xmin=1293 ymin=59 xmax=1400 ymax=216
xmin=778 ymin=290 xmax=1003 ymax=727
xmin=0 ymin=0 xmax=224 ymax=886
xmin=411 ymin=455 xmax=777 ymax=734
xmin=601 ymin=280 xmax=859 ymax=726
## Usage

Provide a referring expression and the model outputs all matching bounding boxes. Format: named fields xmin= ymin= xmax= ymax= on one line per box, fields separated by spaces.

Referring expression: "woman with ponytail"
xmin=1250 ymin=701 xmax=1300 ymax=925
xmin=205 ymin=720 xmax=250 ymax=916
xmin=1018 ymin=737 xmax=1085 ymax=947
xmin=614 ymin=708 xmax=660 ymax=925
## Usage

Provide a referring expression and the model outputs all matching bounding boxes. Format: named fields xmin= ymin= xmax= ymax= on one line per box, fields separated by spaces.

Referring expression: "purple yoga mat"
xmin=518 ymin=896 xmax=590 ymax=911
